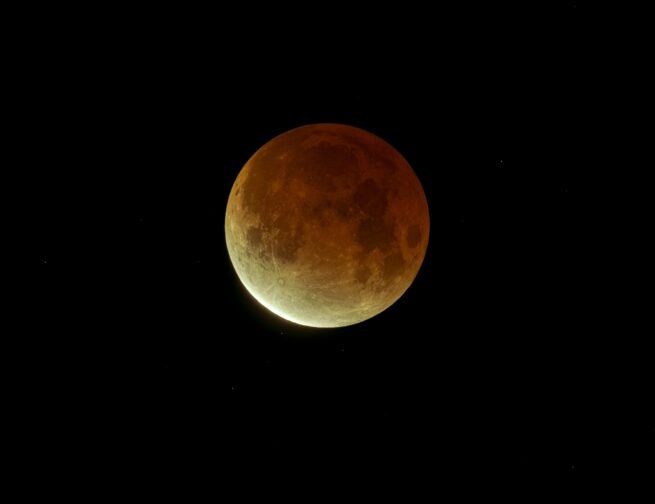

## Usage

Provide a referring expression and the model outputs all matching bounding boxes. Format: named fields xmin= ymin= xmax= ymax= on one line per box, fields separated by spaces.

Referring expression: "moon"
xmin=225 ymin=123 xmax=429 ymax=328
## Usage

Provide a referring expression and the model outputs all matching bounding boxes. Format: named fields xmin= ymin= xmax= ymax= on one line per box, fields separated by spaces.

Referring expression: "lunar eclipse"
xmin=225 ymin=124 xmax=429 ymax=327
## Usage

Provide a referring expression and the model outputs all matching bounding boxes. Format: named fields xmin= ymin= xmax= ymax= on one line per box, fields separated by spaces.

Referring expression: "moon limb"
xmin=225 ymin=123 xmax=429 ymax=328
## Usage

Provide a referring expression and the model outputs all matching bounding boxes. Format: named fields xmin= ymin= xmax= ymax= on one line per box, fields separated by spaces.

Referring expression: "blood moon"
xmin=225 ymin=124 xmax=429 ymax=328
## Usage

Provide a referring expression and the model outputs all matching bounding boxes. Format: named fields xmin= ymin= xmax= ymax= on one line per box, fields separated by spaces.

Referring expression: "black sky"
xmin=29 ymin=2 xmax=652 ymax=498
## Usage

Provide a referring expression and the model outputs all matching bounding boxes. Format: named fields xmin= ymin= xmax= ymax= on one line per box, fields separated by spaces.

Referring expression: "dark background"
xmin=29 ymin=1 xmax=651 ymax=497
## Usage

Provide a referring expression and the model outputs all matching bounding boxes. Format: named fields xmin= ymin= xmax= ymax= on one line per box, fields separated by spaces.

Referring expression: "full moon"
xmin=225 ymin=123 xmax=429 ymax=328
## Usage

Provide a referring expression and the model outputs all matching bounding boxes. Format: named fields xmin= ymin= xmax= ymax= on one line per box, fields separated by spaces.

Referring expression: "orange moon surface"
xmin=225 ymin=124 xmax=429 ymax=328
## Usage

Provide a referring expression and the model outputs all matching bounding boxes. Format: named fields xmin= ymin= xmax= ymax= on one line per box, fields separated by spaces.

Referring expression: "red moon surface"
xmin=225 ymin=124 xmax=429 ymax=328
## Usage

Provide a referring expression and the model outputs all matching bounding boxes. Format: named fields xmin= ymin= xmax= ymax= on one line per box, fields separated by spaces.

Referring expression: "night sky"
xmin=31 ymin=2 xmax=652 ymax=497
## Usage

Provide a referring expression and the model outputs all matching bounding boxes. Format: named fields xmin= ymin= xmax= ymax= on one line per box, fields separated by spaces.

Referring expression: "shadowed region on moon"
xmin=225 ymin=123 xmax=430 ymax=328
